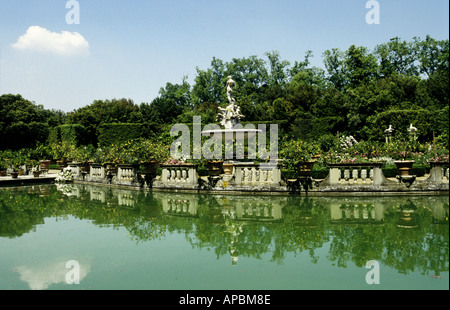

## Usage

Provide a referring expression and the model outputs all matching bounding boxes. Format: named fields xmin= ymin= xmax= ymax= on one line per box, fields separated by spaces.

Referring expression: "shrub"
xmin=97 ymin=123 xmax=144 ymax=147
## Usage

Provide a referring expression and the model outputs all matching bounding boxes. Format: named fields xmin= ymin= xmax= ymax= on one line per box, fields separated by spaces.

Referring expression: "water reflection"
xmin=0 ymin=184 xmax=448 ymax=277
xmin=14 ymin=260 xmax=90 ymax=290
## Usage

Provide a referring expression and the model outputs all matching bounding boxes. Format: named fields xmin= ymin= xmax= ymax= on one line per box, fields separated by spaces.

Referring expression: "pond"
xmin=0 ymin=184 xmax=448 ymax=291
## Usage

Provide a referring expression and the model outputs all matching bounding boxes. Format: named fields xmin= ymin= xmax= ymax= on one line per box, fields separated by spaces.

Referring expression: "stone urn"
xmin=56 ymin=160 xmax=67 ymax=171
xmin=222 ymin=163 xmax=234 ymax=175
xmin=141 ymin=161 xmax=160 ymax=175
xmin=394 ymin=160 xmax=415 ymax=176
xmin=11 ymin=171 xmax=19 ymax=179
xmin=40 ymin=160 xmax=51 ymax=171
xmin=297 ymin=161 xmax=316 ymax=177
xmin=206 ymin=161 xmax=223 ymax=177
xmin=33 ymin=171 xmax=41 ymax=178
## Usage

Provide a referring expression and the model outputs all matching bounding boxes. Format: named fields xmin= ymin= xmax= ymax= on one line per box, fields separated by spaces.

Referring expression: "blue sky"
xmin=0 ymin=0 xmax=449 ymax=112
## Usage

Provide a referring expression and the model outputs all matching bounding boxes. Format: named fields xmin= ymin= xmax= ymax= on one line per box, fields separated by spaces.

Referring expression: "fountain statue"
xmin=202 ymin=76 xmax=261 ymax=139
xmin=217 ymin=76 xmax=245 ymax=129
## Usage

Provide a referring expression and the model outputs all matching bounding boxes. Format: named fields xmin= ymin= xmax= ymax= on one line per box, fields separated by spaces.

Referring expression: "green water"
xmin=0 ymin=184 xmax=448 ymax=290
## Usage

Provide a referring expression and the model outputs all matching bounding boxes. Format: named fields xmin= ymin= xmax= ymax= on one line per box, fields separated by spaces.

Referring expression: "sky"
xmin=0 ymin=0 xmax=449 ymax=112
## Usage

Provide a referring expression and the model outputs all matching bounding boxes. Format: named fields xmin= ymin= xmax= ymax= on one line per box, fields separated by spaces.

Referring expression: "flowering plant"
xmin=280 ymin=139 xmax=321 ymax=163
xmin=164 ymin=158 xmax=186 ymax=165
xmin=131 ymin=139 xmax=170 ymax=163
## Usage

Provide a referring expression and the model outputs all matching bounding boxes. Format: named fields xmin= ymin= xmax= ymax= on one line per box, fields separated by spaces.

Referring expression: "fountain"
xmin=201 ymin=76 xmax=262 ymax=141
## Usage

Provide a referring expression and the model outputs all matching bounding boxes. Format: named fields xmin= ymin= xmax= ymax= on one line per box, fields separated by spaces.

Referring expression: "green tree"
xmin=0 ymin=94 xmax=50 ymax=150
xmin=374 ymin=37 xmax=419 ymax=77
xmin=414 ymin=35 xmax=449 ymax=77
xmin=323 ymin=48 xmax=348 ymax=90
xmin=345 ymin=45 xmax=379 ymax=87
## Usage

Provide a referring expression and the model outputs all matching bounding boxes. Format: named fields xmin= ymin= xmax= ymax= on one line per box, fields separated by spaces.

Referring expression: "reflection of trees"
xmin=270 ymin=197 xmax=330 ymax=264
xmin=0 ymin=185 xmax=448 ymax=275
xmin=327 ymin=201 xmax=449 ymax=276
xmin=0 ymin=186 xmax=60 ymax=238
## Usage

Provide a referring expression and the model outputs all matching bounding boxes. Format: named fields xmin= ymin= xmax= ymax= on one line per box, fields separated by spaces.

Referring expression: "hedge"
xmin=48 ymin=124 xmax=86 ymax=146
xmin=367 ymin=108 xmax=435 ymax=141
xmin=97 ymin=123 xmax=144 ymax=147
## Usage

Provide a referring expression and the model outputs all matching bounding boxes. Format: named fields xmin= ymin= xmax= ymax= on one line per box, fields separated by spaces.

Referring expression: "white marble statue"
xmin=217 ymin=76 xmax=244 ymax=129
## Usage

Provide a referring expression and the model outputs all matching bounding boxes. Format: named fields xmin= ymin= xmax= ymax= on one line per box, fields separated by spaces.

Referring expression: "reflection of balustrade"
xmin=234 ymin=163 xmax=281 ymax=186
xmin=330 ymin=204 xmax=378 ymax=222
xmin=324 ymin=163 xmax=388 ymax=186
xmin=160 ymin=164 xmax=198 ymax=188
xmin=117 ymin=192 xmax=135 ymax=207
xmin=161 ymin=194 xmax=198 ymax=217
xmin=228 ymin=199 xmax=283 ymax=221
xmin=90 ymin=189 xmax=106 ymax=203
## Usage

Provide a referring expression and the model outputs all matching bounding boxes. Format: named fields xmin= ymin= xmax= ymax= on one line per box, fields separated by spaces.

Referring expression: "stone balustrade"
xmin=63 ymin=161 xmax=448 ymax=194
xmin=322 ymin=163 xmax=389 ymax=186
xmin=233 ymin=163 xmax=282 ymax=187
xmin=88 ymin=164 xmax=105 ymax=183
xmin=116 ymin=165 xmax=138 ymax=186
xmin=158 ymin=164 xmax=198 ymax=189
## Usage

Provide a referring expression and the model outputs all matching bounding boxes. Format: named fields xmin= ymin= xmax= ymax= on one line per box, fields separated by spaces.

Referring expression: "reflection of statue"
xmin=217 ymin=76 xmax=244 ymax=129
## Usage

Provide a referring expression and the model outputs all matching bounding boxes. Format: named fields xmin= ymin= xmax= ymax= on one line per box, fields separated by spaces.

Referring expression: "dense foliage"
xmin=0 ymin=36 xmax=448 ymax=171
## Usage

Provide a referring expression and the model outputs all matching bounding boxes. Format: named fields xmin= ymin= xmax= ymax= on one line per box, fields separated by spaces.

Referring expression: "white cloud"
xmin=15 ymin=260 xmax=91 ymax=290
xmin=11 ymin=26 xmax=89 ymax=56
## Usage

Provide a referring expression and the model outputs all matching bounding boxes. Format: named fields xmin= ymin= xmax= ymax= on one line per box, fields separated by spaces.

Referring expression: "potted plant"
xmin=51 ymin=142 xmax=75 ymax=170
xmin=280 ymin=139 xmax=321 ymax=178
xmin=27 ymin=159 xmax=41 ymax=177
xmin=133 ymin=139 xmax=169 ymax=175
xmin=383 ymin=140 xmax=418 ymax=176
xmin=9 ymin=152 xmax=26 ymax=178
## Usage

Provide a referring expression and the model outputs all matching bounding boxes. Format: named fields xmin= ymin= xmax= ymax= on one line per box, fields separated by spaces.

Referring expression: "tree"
xmin=345 ymin=45 xmax=379 ymax=87
xmin=192 ymin=57 xmax=225 ymax=107
xmin=323 ymin=48 xmax=348 ymax=90
xmin=265 ymin=51 xmax=290 ymax=86
xmin=0 ymin=94 xmax=50 ymax=150
xmin=414 ymin=36 xmax=449 ymax=77
xmin=374 ymin=37 xmax=419 ymax=77
xmin=66 ymin=98 xmax=142 ymax=146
